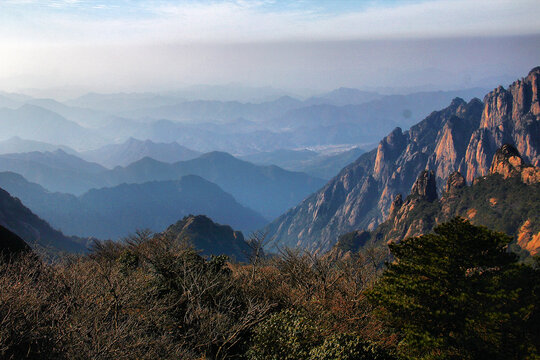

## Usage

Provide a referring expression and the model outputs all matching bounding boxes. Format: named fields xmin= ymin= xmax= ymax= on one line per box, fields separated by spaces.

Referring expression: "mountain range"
xmin=0 ymin=172 xmax=266 ymax=239
xmin=264 ymin=67 xmax=540 ymax=252
xmin=80 ymin=137 xmax=201 ymax=168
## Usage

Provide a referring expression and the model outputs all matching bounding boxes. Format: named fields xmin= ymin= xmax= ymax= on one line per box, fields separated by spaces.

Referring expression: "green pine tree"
xmin=367 ymin=218 xmax=540 ymax=360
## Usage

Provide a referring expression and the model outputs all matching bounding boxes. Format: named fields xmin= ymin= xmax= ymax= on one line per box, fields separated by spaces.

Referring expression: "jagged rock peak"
xmin=489 ymin=144 xmax=524 ymax=177
xmin=529 ymin=66 xmax=540 ymax=76
xmin=445 ymin=171 xmax=466 ymax=193
xmin=449 ymin=97 xmax=466 ymax=108
xmin=411 ymin=170 xmax=437 ymax=201
xmin=389 ymin=194 xmax=403 ymax=218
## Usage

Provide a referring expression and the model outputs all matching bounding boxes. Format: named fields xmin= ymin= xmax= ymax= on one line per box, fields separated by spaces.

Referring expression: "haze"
xmin=1 ymin=0 xmax=539 ymax=97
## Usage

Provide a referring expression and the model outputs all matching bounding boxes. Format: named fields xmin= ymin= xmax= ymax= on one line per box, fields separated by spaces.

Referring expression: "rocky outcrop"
xmin=445 ymin=171 xmax=466 ymax=193
xmin=265 ymin=67 xmax=540 ymax=253
xmin=370 ymin=146 xmax=540 ymax=256
xmin=463 ymin=67 xmax=540 ymax=182
xmin=489 ymin=144 xmax=540 ymax=184
xmin=410 ymin=170 xmax=437 ymax=201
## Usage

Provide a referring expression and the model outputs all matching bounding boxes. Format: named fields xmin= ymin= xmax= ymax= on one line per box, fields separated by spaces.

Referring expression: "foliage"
xmin=248 ymin=309 xmax=394 ymax=360
xmin=367 ymin=218 xmax=540 ymax=359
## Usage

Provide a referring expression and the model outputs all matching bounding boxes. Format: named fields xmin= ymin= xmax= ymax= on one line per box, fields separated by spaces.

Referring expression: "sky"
xmin=0 ymin=0 xmax=539 ymax=96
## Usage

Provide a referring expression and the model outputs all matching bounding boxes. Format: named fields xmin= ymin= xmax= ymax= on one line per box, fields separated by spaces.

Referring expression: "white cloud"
xmin=0 ymin=0 xmax=539 ymax=45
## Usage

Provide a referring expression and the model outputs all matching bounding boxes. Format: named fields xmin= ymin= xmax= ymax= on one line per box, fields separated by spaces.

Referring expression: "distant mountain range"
xmin=240 ymin=147 xmax=366 ymax=180
xmin=0 ymin=149 xmax=107 ymax=194
xmin=0 ymin=149 xmax=324 ymax=220
xmin=80 ymin=137 xmax=201 ymax=168
xmin=264 ymin=67 xmax=540 ymax=252
xmin=0 ymin=172 xmax=266 ymax=239
xmin=0 ymin=136 xmax=77 ymax=155
xmin=0 ymin=86 xmax=488 ymax=155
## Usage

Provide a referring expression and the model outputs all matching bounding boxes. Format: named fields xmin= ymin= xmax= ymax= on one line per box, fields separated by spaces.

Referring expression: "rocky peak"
xmin=410 ymin=170 xmax=437 ymax=201
xmin=389 ymin=194 xmax=403 ymax=218
xmin=164 ymin=215 xmax=250 ymax=262
xmin=489 ymin=144 xmax=540 ymax=184
xmin=489 ymin=144 xmax=524 ymax=177
xmin=445 ymin=171 xmax=466 ymax=193
xmin=463 ymin=66 xmax=540 ymax=183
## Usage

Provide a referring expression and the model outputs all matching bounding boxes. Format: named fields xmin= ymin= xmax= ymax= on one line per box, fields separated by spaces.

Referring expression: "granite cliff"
xmin=265 ymin=68 xmax=540 ymax=252
xmin=369 ymin=145 xmax=540 ymax=256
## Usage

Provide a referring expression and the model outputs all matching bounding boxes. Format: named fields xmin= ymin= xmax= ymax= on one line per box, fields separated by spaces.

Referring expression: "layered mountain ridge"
xmin=265 ymin=67 xmax=540 ymax=252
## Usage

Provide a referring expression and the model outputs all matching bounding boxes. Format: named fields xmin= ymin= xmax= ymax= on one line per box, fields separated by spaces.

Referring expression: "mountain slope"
xmin=265 ymin=68 xmax=540 ymax=252
xmin=0 ymin=104 xmax=105 ymax=150
xmin=0 ymin=150 xmax=106 ymax=194
xmin=0 ymin=137 xmax=77 ymax=155
xmin=104 ymin=152 xmax=325 ymax=219
xmin=163 ymin=215 xmax=253 ymax=262
xmin=0 ymin=173 xmax=266 ymax=240
xmin=0 ymin=186 xmax=84 ymax=253
xmin=80 ymin=137 xmax=201 ymax=168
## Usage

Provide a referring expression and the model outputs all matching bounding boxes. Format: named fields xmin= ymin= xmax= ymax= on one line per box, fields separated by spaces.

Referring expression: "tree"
xmin=367 ymin=218 xmax=540 ymax=360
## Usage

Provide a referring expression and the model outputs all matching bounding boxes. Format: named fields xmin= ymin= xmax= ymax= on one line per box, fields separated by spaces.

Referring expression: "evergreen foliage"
xmin=367 ymin=218 xmax=540 ymax=359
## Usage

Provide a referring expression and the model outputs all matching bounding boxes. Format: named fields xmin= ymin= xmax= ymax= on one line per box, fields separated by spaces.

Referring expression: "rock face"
xmin=410 ymin=170 xmax=437 ymax=201
xmin=163 ymin=215 xmax=253 ymax=262
xmin=463 ymin=67 xmax=540 ymax=182
xmin=265 ymin=67 xmax=540 ymax=253
xmin=488 ymin=144 xmax=540 ymax=184
xmin=370 ymin=146 xmax=540 ymax=255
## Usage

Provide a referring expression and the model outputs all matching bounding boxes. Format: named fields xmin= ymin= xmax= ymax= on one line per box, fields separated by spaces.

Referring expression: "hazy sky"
xmin=1 ymin=0 xmax=539 ymax=95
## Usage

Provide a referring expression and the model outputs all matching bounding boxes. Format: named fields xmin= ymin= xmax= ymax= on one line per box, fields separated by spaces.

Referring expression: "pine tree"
xmin=367 ymin=218 xmax=540 ymax=359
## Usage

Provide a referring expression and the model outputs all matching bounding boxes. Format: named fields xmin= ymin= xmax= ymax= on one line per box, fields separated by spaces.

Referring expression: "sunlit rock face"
xmin=463 ymin=67 xmax=540 ymax=182
xmin=265 ymin=68 xmax=540 ymax=253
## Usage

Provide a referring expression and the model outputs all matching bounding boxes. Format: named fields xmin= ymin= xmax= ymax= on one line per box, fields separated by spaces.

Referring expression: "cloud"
xmin=0 ymin=0 xmax=539 ymax=45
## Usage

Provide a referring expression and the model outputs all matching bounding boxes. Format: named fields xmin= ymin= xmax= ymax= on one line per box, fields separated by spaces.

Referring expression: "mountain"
xmin=65 ymin=92 xmax=182 ymax=113
xmin=0 ymin=104 xmax=106 ymax=150
xmin=0 ymin=150 xmax=107 ymax=194
xmin=264 ymin=67 xmax=540 ymax=253
xmin=80 ymin=138 xmax=201 ymax=168
xmin=305 ymin=88 xmax=382 ymax=106
xmin=162 ymin=215 xmax=253 ymax=262
xmin=0 ymin=149 xmax=323 ymax=219
xmin=0 ymin=172 xmax=266 ymax=239
xmin=118 ymin=96 xmax=304 ymax=122
xmin=25 ymin=98 xmax=120 ymax=128
xmin=240 ymin=147 xmax=365 ymax=180
xmin=103 ymin=152 xmax=326 ymax=220
xmin=239 ymin=149 xmax=320 ymax=169
xmin=368 ymin=145 xmax=540 ymax=256
xmin=0 ymin=137 xmax=77 ymax=155
xmin=0 ymin=186 xmax=84 ymax=252
xmin=266 ymin=88 xmax=488 ymax=145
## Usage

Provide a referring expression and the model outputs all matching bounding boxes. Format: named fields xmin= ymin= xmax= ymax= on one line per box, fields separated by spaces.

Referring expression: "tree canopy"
xmin=367 ymin=218 xmax=540 ymax=359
